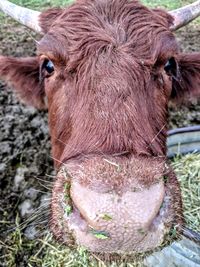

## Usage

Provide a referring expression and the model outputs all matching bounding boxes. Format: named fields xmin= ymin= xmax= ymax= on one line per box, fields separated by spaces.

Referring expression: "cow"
xmin=0 ymin=0 xmax=200 ymax=254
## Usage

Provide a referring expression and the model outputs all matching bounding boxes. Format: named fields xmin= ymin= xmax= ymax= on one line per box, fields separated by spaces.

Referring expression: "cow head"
xmin=1 ymin=0 xmax=200 ymax=253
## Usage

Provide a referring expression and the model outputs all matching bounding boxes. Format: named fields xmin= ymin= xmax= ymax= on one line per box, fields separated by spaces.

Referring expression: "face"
xmin=35 ymin=0 xmax=183 ymax=253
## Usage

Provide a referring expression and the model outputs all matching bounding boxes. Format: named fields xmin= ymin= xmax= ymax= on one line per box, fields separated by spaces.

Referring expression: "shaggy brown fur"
xmin=37 ymin=0 xmax=179 ymax=165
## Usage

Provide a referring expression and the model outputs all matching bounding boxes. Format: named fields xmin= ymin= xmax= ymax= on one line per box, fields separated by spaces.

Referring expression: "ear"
xmin=39 ymin=8 xmax=64 ymax=33
xmin=0 ymin=56 xmax=46 ymax=109
xmin=171 ymin=53 xmax=200 ymax=103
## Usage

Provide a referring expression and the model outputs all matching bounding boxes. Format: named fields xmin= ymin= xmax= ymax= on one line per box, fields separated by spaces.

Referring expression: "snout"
xmin=68 ymin=179 xmax=169 ymax=253
xmin=51 ymin=156 xmax=182 ymax=253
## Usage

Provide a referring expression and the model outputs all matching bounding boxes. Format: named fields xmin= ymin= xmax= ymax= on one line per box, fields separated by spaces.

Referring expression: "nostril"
xmin=148 ymin=194 xmax=171 ymax=232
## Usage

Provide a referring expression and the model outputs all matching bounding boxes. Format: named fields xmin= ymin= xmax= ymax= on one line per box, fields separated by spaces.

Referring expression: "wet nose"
xmin=68 ymin=179 xmax=165 ymax=253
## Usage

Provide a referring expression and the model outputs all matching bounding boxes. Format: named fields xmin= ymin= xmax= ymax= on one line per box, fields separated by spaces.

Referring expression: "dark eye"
xmin=164 ymin=57 xmax=177 ymax=77
xmin=42 ymin=59 xmax=55 ymax=75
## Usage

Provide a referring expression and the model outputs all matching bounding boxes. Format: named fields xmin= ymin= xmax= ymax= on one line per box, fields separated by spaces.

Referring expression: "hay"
xmin=172 ymin=153 xmax=200 ymax=233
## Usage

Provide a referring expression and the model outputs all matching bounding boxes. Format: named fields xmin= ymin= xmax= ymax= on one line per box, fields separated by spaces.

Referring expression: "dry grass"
xmin=172 ymin=153 xmax=200 ymax=233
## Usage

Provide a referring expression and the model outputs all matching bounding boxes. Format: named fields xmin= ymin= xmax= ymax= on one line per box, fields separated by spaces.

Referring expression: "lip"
xmin=51 ymin=168 xmax=175 ymax=253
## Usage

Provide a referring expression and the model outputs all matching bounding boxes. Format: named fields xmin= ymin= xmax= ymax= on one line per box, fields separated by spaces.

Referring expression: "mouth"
xmin=51 ymin=165 xmax=179 ymax=253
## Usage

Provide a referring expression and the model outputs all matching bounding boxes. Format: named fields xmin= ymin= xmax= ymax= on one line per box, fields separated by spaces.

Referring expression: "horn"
xmin=0 ymin=0 xmax=42 ymax=33
xmin=170 ymin=0 xmax=200 ymax=31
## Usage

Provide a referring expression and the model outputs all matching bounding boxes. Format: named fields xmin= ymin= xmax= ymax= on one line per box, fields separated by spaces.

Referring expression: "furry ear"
xmin=39 ymin=8 xmax=64 ymax=33
xmin=171 ymin=53 xmax=200 ymax=103
xmin=0 ymin=56 xmax=45 ymax=109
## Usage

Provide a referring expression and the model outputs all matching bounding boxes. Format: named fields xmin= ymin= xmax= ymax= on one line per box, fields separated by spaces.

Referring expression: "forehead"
xmin=38 ymin=0 xmax=178 ymax=63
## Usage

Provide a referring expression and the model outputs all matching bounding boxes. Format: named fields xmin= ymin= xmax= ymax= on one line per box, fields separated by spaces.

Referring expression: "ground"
xmin=0 ymin=1 xmax=200 ymax=267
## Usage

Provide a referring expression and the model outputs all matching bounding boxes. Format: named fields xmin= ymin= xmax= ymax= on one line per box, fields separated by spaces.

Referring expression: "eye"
xmin=42 ymin=59 xmax=55 ymax=76
xmin=164 ymin=57 xmax=177 ymax=77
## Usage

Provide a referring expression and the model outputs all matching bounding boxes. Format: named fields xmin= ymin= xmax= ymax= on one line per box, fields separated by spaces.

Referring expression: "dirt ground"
xmin=0 ymin=20 xmax=200 ymax=266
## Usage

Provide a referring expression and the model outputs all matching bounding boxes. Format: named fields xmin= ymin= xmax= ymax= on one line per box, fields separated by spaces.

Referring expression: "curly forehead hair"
xmin=40 ymin=0 xmax=178 ymax=62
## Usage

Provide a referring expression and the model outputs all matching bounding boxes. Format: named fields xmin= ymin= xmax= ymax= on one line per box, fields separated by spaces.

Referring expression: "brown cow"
xmin=0 ymin=0 xmax=200 ymax=253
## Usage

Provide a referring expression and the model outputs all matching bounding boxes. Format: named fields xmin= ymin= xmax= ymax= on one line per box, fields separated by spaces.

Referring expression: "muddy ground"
xmin=0 ymin=20 xmax=200 ymax=266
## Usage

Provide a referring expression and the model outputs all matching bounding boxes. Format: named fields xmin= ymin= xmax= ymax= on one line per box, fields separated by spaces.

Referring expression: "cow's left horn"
xmin=0 ymin=0 xmax=42 ymax=33
xmin=170 ymin=0 xmax=200 ymax=31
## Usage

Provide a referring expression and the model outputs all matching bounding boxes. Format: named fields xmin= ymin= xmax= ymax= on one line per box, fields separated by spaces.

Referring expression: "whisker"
xmin=147 ymin=123 xmax=167 ymax=150
xmin=56 ymin=137 xmax=114 ymax=163
xmin=30 ymin=188 xmax=51 ymax=194
xmin=45 ymin=173 xmax=56 ymax=179
xmin=5 ymin=203 xmax=50 ymax=233
xmin=50 ymin=156 xmax=69 ymax=168
xmin=34 ymin=176 xmax=54 ymax=185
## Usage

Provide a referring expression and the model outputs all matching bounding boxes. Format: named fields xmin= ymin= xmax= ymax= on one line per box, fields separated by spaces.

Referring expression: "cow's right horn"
xmin=170 ymin=0 xmax=200 ymax=31
xmin=0 ymin=0 xmax=42 ymax=33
